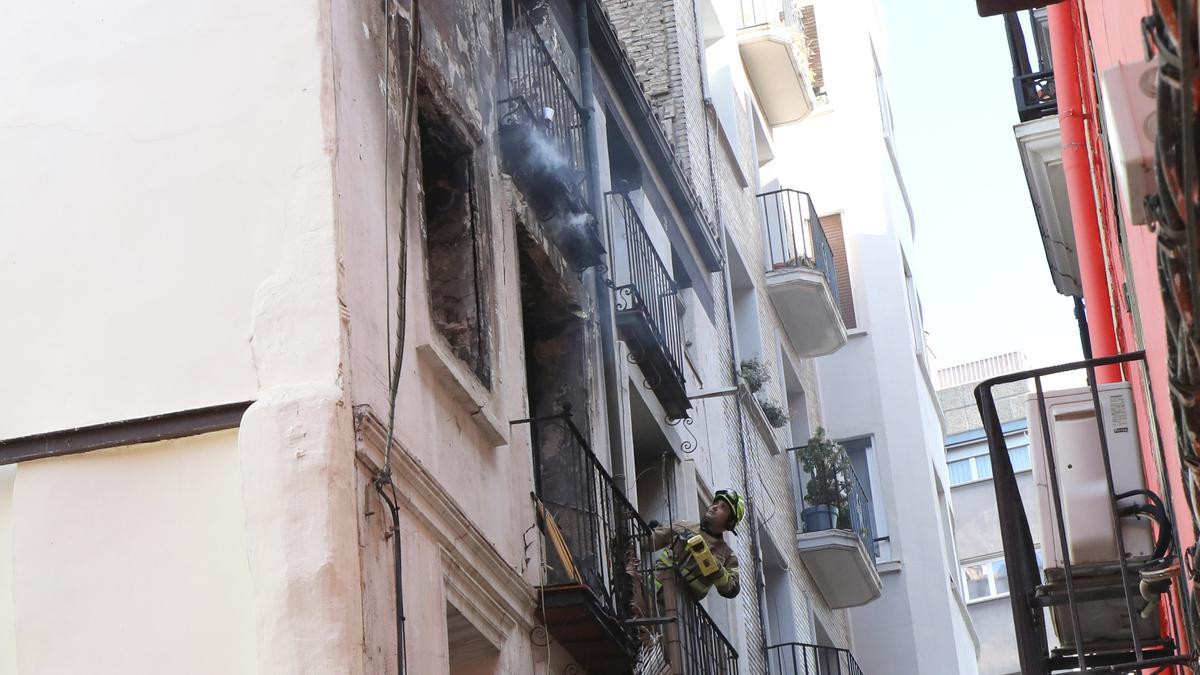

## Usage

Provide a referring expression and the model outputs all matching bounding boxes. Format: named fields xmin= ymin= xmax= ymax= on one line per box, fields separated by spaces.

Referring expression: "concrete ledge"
xmin=416 ymin=340 xmax=509 ymax=447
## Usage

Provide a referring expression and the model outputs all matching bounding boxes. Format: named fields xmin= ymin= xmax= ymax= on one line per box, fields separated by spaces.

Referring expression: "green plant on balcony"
xmin=771 ymin=254 xmax=816 ymax=270
xmin=759 ymin=398 xmax=788 ymax=429
xmin=797 ymin=427 xmax=851 ymax=532
xmin=740 ymin=357 xmax=772 ymax=393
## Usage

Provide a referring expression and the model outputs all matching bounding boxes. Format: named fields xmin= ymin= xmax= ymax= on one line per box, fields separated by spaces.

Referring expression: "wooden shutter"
xmin=820 ymin=214 xmax=856 ymax=329
xmin=801 ymin=6 xmax=825 ymax=96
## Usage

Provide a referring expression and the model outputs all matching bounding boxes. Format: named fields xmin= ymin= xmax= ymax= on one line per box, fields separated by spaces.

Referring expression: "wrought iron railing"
xmin=1003 ymin=11 xmax=1057 ymax=122
xmin=844 ymin=463 xmax=876 ymax=561
xmin=766 ymin=642 xmax=865 ymax=675
xmin=797 ymin=452 xmax=876 ymax=566
xmin=520 ymin=408 xmax=740 ymax=671
xmin=607 ymin=192 xmax=687 ymax=391
xmin=503 ymin=22 xmax=587 ymax=183
xmin=673 ymin=591 xmax=739 ymax=675
xmin=759 ymin=189 xmax=840 ymax=304
xmin=739 ymin=0 xmax=801 ymax=31
xmin=522 ymin=409 xmax=657 ymax=623
xmin=1015 ymin=69 xmax=1057 ymax=122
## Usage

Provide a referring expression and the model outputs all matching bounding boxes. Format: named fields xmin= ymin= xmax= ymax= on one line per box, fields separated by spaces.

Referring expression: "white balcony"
xmin=736 ymin=21 xmax=815 ymax=126
xmin=760 ymin=190 xmax=847 ymax=357
xmin=795 ymin=528 xmax=882 ymax=609
xmin=1015 ymin=115 xmax=1081 ymax=296
xmin=766 ymin=266 xmax=846 ymax=357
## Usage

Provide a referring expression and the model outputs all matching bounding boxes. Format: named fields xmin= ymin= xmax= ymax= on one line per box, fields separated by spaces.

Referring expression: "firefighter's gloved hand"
xmin=705 ymin=564 xmax=727 ymax=582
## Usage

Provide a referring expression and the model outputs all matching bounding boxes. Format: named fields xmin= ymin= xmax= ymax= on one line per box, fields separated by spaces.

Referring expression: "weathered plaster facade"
xmin=0 ymin=0 xmax=951 ymax=672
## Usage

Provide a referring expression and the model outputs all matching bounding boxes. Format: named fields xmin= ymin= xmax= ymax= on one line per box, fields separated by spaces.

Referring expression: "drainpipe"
xmin=1048 ymin=1 xmax=1121 ymax=382
xmin=575 ymin=0 xmax=629 ymax=485
xmin=719 ymin=230 xmax=772 ymax=659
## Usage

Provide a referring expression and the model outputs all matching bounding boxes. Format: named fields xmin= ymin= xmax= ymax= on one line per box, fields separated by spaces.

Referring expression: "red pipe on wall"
xmin=1048 ymin=0 xmax=1121 ymax=383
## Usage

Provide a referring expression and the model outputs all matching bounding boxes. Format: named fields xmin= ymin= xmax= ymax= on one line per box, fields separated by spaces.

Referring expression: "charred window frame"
xmin=418 ymin=88 xmax=494 ymax=389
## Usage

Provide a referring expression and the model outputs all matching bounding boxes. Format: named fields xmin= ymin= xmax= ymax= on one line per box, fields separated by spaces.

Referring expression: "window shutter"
xmin=820 ymin=214 xmax=856 ymax=329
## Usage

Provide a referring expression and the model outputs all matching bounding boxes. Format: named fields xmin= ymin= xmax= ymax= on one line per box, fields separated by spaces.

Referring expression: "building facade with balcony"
xmin=937 ymin=353 xmax=1045 ymax=675
xmin=604 ymin=0 xmax=880 ymax=671
xmin=764 ymin=0 xmax=981 ymax=673
xmin=0 ymin=1 xmax=877 ymax=675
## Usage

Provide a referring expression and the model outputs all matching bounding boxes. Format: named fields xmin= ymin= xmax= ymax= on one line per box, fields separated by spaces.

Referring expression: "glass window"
xmin=993 ymin=559 xmax=1009 ymax=595
xmin=948 ymin=459 xmax=973 ymax=485
xmin=947 ymin=430 xmax=1031 ymax=486
xmin=1009 ymin=443 xmax=1031 ymax=472
xmin=961 ymin=556 xmax=1021 ymax=602
xmin=963 ymin=562 xmax=991 ymax=600
xmin=975 ymin=456 xmax=993 ymax=480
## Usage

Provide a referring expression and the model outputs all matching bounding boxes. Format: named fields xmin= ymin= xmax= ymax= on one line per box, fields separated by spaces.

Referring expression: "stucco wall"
xmin=0 ymin=0 xmax=341 ymax=440
xmin=791 ymin=1 xmax=979 ymax=672
xmin=4 ymin=432 xmax=257 ymax=674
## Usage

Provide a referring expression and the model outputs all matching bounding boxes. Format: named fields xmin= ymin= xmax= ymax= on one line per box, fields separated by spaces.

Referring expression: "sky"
xmin=876 ymin=0 xmax=1085 ymax=375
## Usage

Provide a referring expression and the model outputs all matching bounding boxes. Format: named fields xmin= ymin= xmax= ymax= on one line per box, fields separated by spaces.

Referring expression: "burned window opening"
xmin=419 ymin=90 xmax=492 ymax=388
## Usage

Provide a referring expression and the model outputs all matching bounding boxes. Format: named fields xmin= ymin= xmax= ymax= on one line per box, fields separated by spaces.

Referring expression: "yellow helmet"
xmin=714 ymin=489 xmax=746 ymax=531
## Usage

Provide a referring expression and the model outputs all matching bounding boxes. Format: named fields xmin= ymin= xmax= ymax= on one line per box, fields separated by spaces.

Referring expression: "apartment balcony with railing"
xmin=794 ymin=451 xmax=882 ymax=609
xmin=1004 ymin=9 xmax=1056 ymax=122
xmin=607 ymin=192 xmax=691 ymax=419
xmin=518 ymin=410 xmax=737 ymax=673
xmin=759 ymin=189 xmax=847 ymax=357
xmin=736 ymin=0 xmax=816 ymax=125
xmin=498 ymin=19 xmax=604 ymax=270
xmin=766 ymin=642 xmax=865 ymax=675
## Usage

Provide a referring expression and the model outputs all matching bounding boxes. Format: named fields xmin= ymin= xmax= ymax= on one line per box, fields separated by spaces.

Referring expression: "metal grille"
xmin=766 ymin=642 xmax=865 ymax=675
xmin=503 ymin=22 xmax=587 ymax=182
xmin=759 ymin=189 xmax=840 ymax=304
xmin=608 ymin=192 xmax=687 ymax=391
xmin=975 ymin=352 xmax=1195 ymax=673
xmin=522 ymin=410 xmax=657 ymax=624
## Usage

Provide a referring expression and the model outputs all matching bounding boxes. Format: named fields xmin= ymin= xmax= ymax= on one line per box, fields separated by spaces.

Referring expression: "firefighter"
xmin=650 ymin=489 xmax=745 ymax=601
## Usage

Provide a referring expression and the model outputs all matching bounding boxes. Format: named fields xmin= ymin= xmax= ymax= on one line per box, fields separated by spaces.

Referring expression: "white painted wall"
xmin=0 ymin=464 xmax=15 ymax=675
xmin=0 ymin=2 xmax=365 ymax=673
xmin=0 ymin=0 xmax=340 ymax=439
xmin=6 ymin=432 xmax=258 ymax=674
xmin=770 ymin=0 xmax=979 ymax=672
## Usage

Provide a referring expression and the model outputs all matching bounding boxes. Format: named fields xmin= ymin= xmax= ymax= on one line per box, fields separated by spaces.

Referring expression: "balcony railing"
xmin=525 ymin=409 xmax=656 ymax=622
xmin=1004 ymin=11 xmax=1057 ymax=122
xmin=671 ymin=591 xmax=739 ymax=675
xmin=608 ymin=192 xmax=690 ymax=418
xmin=760 ymin=189 xmax=840 ymax=304
xmin=739 ymin=0 xmax=801 ymax=30
xmin=766 ymin=643 xmax=865 ymax=675
xmin=1015 ymin=70 xmax=1056 ymax=122
xmin=801 ymin=459 xmax=877 ymax=567
xmin=520 ymin=409 xmax=739 ymax=671
xmin=502 ymin=22 xmax=587 ymax=186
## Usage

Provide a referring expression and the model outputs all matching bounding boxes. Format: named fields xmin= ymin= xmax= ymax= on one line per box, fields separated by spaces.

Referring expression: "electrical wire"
xmin=1147 ymin=0 xmax=1200 ymax=648
xmin=372 ymin=1 xmax=422 ymax=673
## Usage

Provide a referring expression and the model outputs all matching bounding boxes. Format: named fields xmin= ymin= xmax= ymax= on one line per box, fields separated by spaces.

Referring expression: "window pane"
xmin=975 ymin=455 xmax=993 ymax=480
xmin=963 ymin=563 xmax=990 ymax=600
xmin=993 ymin=559 xmax=1009 ymax=595
xmin=948 ymin=459 xmax=973 ymax=485
xmin=1009 ymin=444 xmax=1031 ymax=472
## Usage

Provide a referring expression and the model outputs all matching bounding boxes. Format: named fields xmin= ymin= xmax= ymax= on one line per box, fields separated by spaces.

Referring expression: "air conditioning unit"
xmin=1025 ymin=382 xmax=1159 ymax=648
xmin=1099 ymin=61 xmax=1158 ymax=227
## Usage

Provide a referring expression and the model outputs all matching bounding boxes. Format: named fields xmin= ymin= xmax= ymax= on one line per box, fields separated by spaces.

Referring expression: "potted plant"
xmin=796 ymin=427 xmax=851 ymax=532
xmin=759 ymin=399 xmax=788 ymax=429
xmin=739 ymin=357 xmax=771 ymax=394
xmin=772 ymin=254 xmax=816 ymax=271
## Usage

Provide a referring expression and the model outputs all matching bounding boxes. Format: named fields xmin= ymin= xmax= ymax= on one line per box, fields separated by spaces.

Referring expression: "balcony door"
xmin=840 ymin=436 xmax=883 ymax=559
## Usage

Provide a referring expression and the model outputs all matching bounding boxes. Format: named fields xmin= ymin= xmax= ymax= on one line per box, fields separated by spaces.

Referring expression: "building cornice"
xmin=352 ymin=405 xmax=537 ymax=632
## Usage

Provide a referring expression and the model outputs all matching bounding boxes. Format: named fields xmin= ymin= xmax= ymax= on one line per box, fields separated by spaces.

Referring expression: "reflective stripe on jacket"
xmin=650 ymin=521 xmax=740 ymax=601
